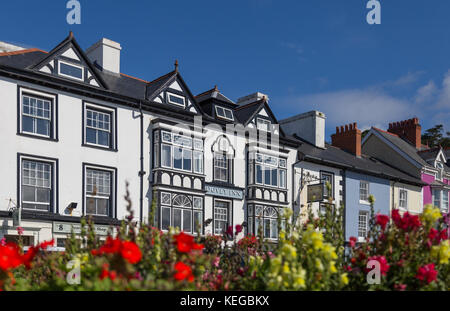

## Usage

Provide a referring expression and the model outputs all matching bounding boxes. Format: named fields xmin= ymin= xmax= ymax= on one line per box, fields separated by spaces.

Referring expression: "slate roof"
xmin=234 ymin=99 xmax=266 ymax=124
xmin=296 ymin=136 xmax=425 ymax=186
xmin=195 ymin=86 xmax=236 ymax=106
xmin=418 ymin=148 xmax=440 ymax=162
xmin=371 ymin=128 xmax=430 ymax=167
xmin=0 ymin=49 xmax=48 ymax=69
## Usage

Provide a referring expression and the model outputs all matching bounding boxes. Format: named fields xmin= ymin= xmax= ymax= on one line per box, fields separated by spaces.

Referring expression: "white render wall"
xmin=0 ymin=76 xmax=299 ymax=243
xmin=0 ymin=77 xmax=149 ymax=242
xmin=293 ymin=161 xmax=343 ymax=222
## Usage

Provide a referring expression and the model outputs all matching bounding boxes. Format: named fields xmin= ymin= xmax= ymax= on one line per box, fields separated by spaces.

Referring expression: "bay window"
xmin=253 ymin=153 xmax=287 ymax=189
xmin=161 ymin=193 xmax=203 ymax=233
xmin=247 ymin=204 xmax=284 ymax=239
xmin=158 ymin=130 xmax=203 ymax=174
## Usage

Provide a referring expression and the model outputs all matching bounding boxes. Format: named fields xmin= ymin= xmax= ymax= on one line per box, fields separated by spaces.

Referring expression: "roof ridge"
xmin=120 ymin=73 xmax=149 ymax=83
xmin=372 ymin=127 xmax=399 ymax=137
xmin=0 ymin=48 xmax=47 ymax=57
xmin=195 ymin=87 xmax=216 ymax=98
xmin=147 ymin=70 xmax=176 ymax=85
xmin=235 ymin=99 xmax=265 ymax=111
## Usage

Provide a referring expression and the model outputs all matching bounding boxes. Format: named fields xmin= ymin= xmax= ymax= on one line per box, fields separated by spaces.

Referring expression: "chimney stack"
xmin=387 ymin=118 xmax=421 ymax=149
xmin=331 ymin=122 xmax=361 ymax=157
xmin=86 ymin=38 xmax=122 ymax=75
xmin=280 ymin=111 xmax=326 ymax=149
xmin=236 ymin=92 xmax=269 ymax=106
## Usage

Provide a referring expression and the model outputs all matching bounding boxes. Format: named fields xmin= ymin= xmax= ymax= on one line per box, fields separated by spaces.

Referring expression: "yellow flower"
xmin=340 ymin=273 xmax=349 ymax=285
xmin=315 ymin=258 xmax=324 ymax=271
xmin=283 ymin=262 xmax=290 ymax=274
xmin=432 ymin=240 xmax=450 ymax=264
xmin=283 ymin=208 xmax=293 ymax=219
xmin=281 ymin=243 xmax=297 ymax=260
xmin=422 ymin=205 xmax=442 ymax=224
xmin=330 ymin=261 xmax=337 ymax=273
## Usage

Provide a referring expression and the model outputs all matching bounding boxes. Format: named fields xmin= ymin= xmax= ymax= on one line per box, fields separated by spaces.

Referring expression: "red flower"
xmin=0 ymin=243 xmax=22 ymax=271
xmin=394 ymin=283 xmax=407 ymax=291
xmin=173 ymin=232 xmax=203 ymax=253
xmin=375 ymin=214 xmax=389 ymax=230
xmin=416 ymin=263 xmax=438 ymax=284
xmin=226 ymin=226 xmax=234 ymax=237
xmin=120 ymin=241 xmax=142 ymax=264
xmin=174 ymin=261 xmax=194 ymax=282
xmin=235 ymin=225 xmax=243 ymax=234
xmin=92 ymin=238 xmax=142 ymax=264
xmin=349 ymin=237 xmax=357 ymax=248
xmin=366 ymin=255 xmax=390 ymax=276
xmin=392 ymin=210 xmax=422 ymax=231
xmin=429 ymin=228 xmax=439 ymax=241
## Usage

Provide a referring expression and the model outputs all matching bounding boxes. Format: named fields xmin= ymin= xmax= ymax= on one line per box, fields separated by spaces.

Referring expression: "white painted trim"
xmin=58 ymin=60 xmax=84 ymax=82
xmin=167 ymin=92 xmax=186 ymax=108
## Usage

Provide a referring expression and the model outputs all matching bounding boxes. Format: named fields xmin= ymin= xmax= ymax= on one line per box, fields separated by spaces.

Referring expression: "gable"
xmin=147 ymin=73 xmax=201 ymax=115
xmin=248 ymin=103 xmax=282 ymax=136
xmin=30 ymin=33 xmax=106 ymax=89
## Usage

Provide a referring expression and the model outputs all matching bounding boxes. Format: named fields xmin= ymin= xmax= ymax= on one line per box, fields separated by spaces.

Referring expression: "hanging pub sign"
xmin=12 ymin=207 xmax=21 ymax=227
xmin=307 ymin=183 xmax=324 ymax=202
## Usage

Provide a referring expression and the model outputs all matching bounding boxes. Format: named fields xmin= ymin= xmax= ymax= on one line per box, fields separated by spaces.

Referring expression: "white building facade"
xmin=0 ymin=33 xmax=299 ymax=246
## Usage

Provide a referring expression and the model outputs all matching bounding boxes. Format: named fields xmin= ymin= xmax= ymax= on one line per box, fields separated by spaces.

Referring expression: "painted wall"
xmin=344 ymin=171 xmax=390 ymax=241
xmin=293 ymin=161 xmax=343 ymax=223
xmin=390 ymin=181 xmax=423 ymax=215
xmin=421 ymin=173 xmax=435 ymax=206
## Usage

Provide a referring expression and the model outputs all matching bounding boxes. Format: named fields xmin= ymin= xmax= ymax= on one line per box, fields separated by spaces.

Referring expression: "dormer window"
xmin=215 ymin=106 xmax=234 ymax=121
xmin=167 ymin=93 xmax=186 ymax=108
xmin=58 ymin=61 xmax=84 ymax=81
xmin=257 ymin=118 xmax=271 ymax=132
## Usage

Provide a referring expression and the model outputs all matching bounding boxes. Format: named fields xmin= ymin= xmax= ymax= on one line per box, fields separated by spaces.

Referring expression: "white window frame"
xmin=213 ymin=199 xmax=230 ymax=235
xmin=257 ymin=118 xmax=271 ymax=132
xmin=399 ymin=189 xmax=408 ymax=210
xmin=167 ymin=93 xmax=186 ymax=108
xmin=215 ymin=106 xmax=234 ymax=121
xmin=214 ymin=153 xmax=229 ymax=182
xmin=58 ymin=60 xmax=84 ymax=81
xmin=254 ymin=153 xmax=286 ymax=189
xmin=19 ymin=154 xmax=57 ymax=213
xmin=443 ymin=191 xmax=449 ymax=213
xmin=83 ymin=164 xmax=116 ymax=218
xmin=359 ymin=181 xmax=370 ymax=203
xmin=83 ymin=103 xmax=116 ymax=150
xmin=159 ymin=131 xmax=201 ymax=174
xmin=358 ymin=211 xmax=369 ymax=241
xmin=18 ymin=88 xmax=57 ymax=139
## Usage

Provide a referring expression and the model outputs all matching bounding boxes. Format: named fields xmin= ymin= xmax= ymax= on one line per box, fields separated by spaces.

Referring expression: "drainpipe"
xmin=138 ymin=101 xmax=146 ymax=224
xmin=291 ymin=152 xmax=304 ymax=223
xmin=392 ymin=181 xmax=397 ymax=212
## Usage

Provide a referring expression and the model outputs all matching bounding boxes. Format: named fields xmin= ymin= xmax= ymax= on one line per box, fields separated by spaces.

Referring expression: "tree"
xmin=422 ymin=125 xmax=450 ymax=148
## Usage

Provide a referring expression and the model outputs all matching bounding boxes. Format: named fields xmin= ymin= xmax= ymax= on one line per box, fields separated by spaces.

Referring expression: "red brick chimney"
xmin=387 ymin=118 xmax=421 ymax=149
xmin=331 ymin=123 xmax=361 ymax=157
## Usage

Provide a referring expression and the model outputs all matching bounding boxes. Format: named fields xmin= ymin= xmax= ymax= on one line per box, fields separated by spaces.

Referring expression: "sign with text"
xmin=205 ymin=184 xmax=244 ymax=200
xmin=307 ymin=183 xmax=324 ymax=203
xmin=53 ymin=222 xmax=111 ymax=236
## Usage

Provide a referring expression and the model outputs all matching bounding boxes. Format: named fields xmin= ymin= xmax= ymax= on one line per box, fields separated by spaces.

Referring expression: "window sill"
xmin=82 ymin=143 xmax=117 ymax=152
xmin=359 ymin=200 xmax=371 ymax=205
xmin=17 ymin=133 xmax=58 ymax=142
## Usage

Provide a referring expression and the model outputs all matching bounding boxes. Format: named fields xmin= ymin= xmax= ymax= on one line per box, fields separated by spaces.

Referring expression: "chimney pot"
xmin=387 ymin=118 xmax=422 ymax=149
xmin=331 ymin=122 xmax=361 ymax=157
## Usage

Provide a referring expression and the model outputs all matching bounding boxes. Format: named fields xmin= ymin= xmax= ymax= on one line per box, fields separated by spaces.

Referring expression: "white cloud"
xmin=436 ymin=70 xmax=450 ymax=109
xmin=415 ymin=80 xmax=437 ymax=104
xmin=283 ymin=89 xmax=412 ymax=130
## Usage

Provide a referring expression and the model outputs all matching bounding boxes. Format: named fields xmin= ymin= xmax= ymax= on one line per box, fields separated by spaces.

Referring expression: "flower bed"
xmin=0 ymin=197 xmax=449 ymax=291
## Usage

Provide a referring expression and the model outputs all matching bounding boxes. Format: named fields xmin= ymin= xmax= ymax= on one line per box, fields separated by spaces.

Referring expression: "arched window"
xmin=160 ymin=192 xmax=203 ymax=234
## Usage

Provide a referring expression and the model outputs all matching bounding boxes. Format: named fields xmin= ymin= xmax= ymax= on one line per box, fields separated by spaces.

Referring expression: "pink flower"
xmin=213 ymin=257 xmax=220 ymax=268
xmin=349 ymin=237 xmax=357 ymax=248
xmin=416 ymin=263 xmax=438 ymax=284
xmin=366 ymin=255 xmax=390 ymax=276
xmin=17 ymin=227 xmax=24 ymax=236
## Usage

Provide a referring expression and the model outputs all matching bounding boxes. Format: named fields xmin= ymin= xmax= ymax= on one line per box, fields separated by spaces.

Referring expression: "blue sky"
xmin=1 ymin=0 xmax=449 ymax=138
